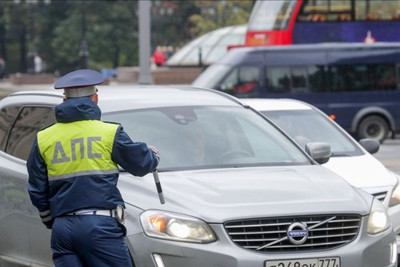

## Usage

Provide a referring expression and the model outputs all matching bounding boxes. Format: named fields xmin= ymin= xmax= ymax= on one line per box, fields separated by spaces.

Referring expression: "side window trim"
xmin=3 ymin=106 xmax=23 ymax=152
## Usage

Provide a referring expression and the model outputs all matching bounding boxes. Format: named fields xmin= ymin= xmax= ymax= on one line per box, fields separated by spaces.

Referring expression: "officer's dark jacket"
xmin=27 ymin=97 xmax=159 ymax=228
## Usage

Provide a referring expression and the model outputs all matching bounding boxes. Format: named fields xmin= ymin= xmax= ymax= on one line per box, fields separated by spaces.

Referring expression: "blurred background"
xmin=0 ymin=0 xmax=254 ymax=78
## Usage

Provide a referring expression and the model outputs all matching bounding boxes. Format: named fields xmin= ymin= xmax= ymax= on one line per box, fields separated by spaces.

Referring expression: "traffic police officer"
xmin=27 ymin=69 xmax=159 ymax=267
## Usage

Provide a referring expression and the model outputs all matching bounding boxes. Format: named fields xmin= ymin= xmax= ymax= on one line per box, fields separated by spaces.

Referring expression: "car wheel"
xmin=357 ymin=115 xmax=389 ymax=143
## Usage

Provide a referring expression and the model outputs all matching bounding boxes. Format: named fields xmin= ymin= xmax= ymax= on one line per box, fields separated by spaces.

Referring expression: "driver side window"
xmin=6 ymin=106 xmax=56 ymax=160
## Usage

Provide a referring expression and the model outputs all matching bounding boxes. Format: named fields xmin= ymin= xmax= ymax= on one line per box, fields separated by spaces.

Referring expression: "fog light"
xmin=390 ymin=241 xmax=398 ymax=265
xmin=153 ymin=253 xmax=165 ymax=267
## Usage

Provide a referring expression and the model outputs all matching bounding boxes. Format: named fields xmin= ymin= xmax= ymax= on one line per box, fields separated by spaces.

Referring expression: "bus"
xmin=192 ymin=42 xmax=400 ymax=142
xmin=246 ymin=0 xmax=400 ymax=46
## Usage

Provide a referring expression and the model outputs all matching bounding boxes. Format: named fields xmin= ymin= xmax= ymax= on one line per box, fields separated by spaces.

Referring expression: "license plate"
xmin=266 ymin=257 xmax=340 ymax=267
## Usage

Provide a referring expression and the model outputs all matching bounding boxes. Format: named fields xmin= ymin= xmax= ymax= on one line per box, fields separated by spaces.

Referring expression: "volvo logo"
xmin=256 ymin=216 xmax=336 ymax=251
xmin=287 ymin=222 xmax=308 ymax=245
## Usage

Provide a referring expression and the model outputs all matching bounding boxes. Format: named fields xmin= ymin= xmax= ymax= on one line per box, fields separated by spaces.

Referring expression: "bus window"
xmin=220 ymin=66 xmax=260 ymax=96
xmin=298 ymin=0 xmax=400 ymax=22
xmin=248 ymin=0 xmax=296 ymax=31
xmin=356 ymin=0 xmax=400 ymax=21
xmin=298 ymin=0 xmax=352 ymax=22
xmin=246 ymin=0 xmax=298 ymax=45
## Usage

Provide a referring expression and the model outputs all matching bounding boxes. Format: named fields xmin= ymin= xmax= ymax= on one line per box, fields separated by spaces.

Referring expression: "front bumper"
xmin=127 ymin=218 xmax=397 ymax=267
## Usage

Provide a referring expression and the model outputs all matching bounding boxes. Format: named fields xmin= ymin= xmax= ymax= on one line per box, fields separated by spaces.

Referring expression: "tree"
xmin=50 ymin=1 xmax=138 ymax=74
xmin=0 ymin=0 xmax=255 ymax=75
xmin=188 ymin=0 xmax=253 ymax=38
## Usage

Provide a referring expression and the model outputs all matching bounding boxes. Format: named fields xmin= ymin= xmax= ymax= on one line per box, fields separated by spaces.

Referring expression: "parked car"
xmin=242 ymin=97 xmax=400 ymax=258
xmin=0 ymin=86 xmax=397 ymax=267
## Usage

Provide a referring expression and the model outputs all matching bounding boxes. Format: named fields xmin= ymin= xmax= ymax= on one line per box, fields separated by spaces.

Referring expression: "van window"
xmin=329 ymin=64 xmax=397 ymax=92
xmin=291 ymin=67 xmax=308 ymax=92
xmin=219 ymin=66 xmax=260 ymax=95
xmin=308 ymin=66 xmax=327 ymax=92
xmin=267 ymin=65 xmax=326 ymax=93
xmin=267 ymin=67 xmax=291 ymax=93
xmin=376 ymin=64 xmax=397 ymax=90
xmin=397 ymin=65 xmax=400 ymax=88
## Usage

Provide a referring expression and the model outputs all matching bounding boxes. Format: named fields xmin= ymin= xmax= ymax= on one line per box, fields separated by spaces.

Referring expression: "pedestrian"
xmin=34 ymin=54 xmax=42 ymax=74
xmin=152 ymin=46 xmax=166 ymax=67
xmin=26 ymin=69 xmax=160 ymax=267
xmin=0 ymin=58 xmax=5 ymax=79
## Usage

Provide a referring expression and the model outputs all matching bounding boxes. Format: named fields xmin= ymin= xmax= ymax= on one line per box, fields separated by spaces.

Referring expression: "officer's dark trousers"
xmin=51 ymin=215 xmax=133 ymax=267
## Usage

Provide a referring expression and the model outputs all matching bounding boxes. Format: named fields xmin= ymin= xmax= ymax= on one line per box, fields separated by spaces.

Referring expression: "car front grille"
xmin=224 ymin=214 xmax=361 ymax=252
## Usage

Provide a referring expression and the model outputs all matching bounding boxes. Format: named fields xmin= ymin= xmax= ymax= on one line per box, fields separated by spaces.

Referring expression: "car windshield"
xmin=192 ymin=64 xmax=230 ymax=89
xmin=103 ymin=106 xmax=310 ymax=171
xmin=262 ymin=110 xmax=363 ymax=157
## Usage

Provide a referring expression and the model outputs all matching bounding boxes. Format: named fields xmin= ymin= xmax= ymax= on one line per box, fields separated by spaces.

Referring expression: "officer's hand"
xmin=149 ymin=145 xmax=160 ymax=163
xmin=148 ymin=145 xmax=159 ymax=155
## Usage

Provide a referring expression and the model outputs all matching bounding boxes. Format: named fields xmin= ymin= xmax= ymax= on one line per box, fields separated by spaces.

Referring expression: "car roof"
xmin=4 ymin=85 xmax=243 ymax=112
xmin=219 ymin=42 xmax=400 ymax=65
xmin=242 ymin=98 xmax=313 ymax=111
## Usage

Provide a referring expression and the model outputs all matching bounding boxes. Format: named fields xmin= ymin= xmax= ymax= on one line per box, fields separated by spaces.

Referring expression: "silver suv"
xmin=0 ymin=86 xmax=397 ymax=267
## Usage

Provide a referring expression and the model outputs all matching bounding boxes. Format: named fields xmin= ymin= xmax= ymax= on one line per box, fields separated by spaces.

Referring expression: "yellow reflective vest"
xmin=37 ymin=120 xmax=119 ymax=181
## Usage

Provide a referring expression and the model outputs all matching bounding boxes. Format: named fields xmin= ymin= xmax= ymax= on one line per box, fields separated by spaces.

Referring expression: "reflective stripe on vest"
xmin=37 ymin=120 xmax=119 ymax=181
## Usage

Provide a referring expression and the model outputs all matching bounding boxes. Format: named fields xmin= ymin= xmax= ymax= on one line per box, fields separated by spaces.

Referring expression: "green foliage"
xmin=48 ymin=1 xmax=139 ymax=74
xmin=0 ymin=0 xmax=255 ymax=75
xmin=188 ymin=0 xmax=253 ymax=37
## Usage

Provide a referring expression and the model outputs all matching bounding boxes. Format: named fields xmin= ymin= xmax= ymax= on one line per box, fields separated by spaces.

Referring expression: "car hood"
xmin=118 ymin=165 xmax=371 ymax=223
xmin=323 ymin=154 xmax=396 ymax=191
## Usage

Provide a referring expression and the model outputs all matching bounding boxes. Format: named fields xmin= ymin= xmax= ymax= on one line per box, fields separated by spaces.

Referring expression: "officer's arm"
xmin=112 ymin=126 xmax=159 ymax=177
xmin=26 ymin=137 xmax=53 ymax=229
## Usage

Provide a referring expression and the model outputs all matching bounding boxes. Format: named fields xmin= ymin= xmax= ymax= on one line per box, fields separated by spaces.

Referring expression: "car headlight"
xmin=367 ymin=198 xmax=390 ymax=234
xmin=389 ymin=182 xmax=400 ymax=207
xmin=140 ymin=210 xmax=216 ymax=243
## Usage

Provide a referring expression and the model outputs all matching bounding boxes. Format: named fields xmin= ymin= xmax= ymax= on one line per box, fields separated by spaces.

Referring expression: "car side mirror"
xmin=305 ymin=142 xmax=331 ymax=164
xmin=359 ymin=138 xmax=380 ymax=154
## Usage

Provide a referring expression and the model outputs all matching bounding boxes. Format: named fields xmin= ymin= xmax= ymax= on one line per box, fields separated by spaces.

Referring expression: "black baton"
xmin=152 ymin=170 xmax=165 ymax=204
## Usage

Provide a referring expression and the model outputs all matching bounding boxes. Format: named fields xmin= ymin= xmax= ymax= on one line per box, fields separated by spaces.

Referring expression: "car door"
xmin=0 ymin=104 xmax=55 ymax=266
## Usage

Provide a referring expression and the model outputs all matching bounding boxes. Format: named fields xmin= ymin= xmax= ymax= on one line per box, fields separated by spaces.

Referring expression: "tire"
xmin=357 ymin=115 xmax=389 ymax=143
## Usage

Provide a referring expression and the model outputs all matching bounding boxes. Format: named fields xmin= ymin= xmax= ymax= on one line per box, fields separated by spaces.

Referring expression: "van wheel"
xmin=357 ymin=115 xmax=389 ymax=143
